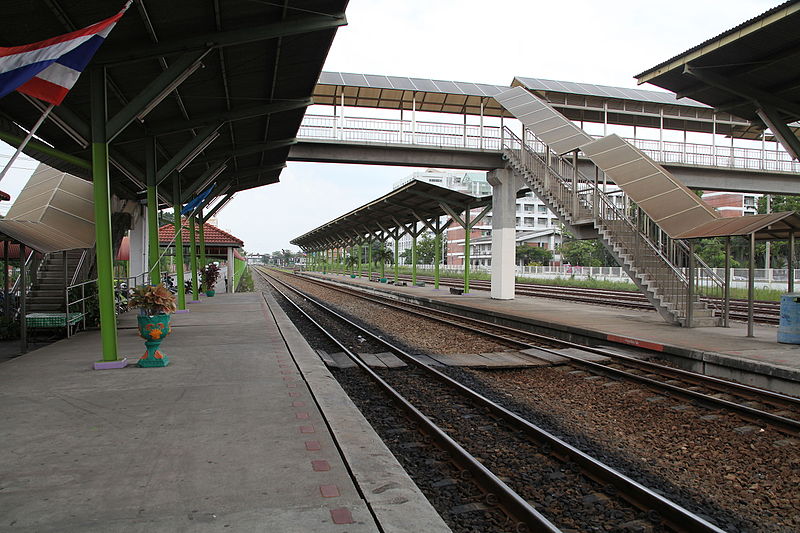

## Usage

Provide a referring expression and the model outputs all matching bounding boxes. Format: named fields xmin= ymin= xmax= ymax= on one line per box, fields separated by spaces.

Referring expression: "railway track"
xmin=275 ymin=267 xmax=800 ymax=437
xmin=255 ymin=266 xmax=727 ymax=532
xmin=336 ymin=270 xmax=781 ymax=324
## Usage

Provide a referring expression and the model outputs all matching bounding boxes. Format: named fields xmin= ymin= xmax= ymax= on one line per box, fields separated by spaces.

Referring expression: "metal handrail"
xmin=65 ymin=277 xmax=97 ymax=337
xmin=501 ymin=126 xmax=705 ymax=323
xmin=298 ymin=113 xmax=800 ymax=173
xmin=70 ymin=249 xmax=89 ymax=286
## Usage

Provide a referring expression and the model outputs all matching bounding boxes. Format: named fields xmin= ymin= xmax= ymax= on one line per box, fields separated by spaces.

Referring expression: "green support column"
xmin=146 ymin=138 xmax=160 ymax=286
xmin=380 ymin=239 xmax=385 ymax=278
xmin=172 ymin=179 xmax=186 ymax=311
xmin=411 ymin=233 xmax=418 ymax=285
xmin=464 ymin=208 xmax=471 ymax=294
xmin=189 ymin=215 xmax=199 ymax=301
xmin=434 ymin=231 xmax=441 ymax=290
xmin=356 ymin=243 xmax=361 ymax=277
xmin=394 ymin=238 xmax=399 ymax=283
xmin=368 ymin=241 xmax=373 ymax=280
xmin=199 ymin=208 xmax=207 ymax=272
xmin=90 ymin=68 xmax=120 ymax=365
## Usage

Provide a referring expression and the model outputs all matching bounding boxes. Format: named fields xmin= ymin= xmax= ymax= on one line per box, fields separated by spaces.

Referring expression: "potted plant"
xmin=128 ymin=283 xmax=177 ymax=368
xmin=201 ymin=263 xmax=221 ymax=296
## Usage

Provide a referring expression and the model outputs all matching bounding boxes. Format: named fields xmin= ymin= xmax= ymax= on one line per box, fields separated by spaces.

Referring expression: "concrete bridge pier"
xmin=488 ymin=168 xmax=523 ymax=300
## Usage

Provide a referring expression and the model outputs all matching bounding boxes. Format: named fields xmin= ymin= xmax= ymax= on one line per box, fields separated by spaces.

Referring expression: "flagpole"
xmin=0 ymin=103 xmax=55 ymax=184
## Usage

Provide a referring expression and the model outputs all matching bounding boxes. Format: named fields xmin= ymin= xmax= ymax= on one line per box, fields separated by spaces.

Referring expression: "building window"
xmin=538 ymin=205 xmax=547 ymax=214
xmin=525 ymin=205 xmax=534 ymax=212
xmin=524 ymin=217 xmax=535 ymax=227
xmin=537 ymin=217 xmax=547 ymax=226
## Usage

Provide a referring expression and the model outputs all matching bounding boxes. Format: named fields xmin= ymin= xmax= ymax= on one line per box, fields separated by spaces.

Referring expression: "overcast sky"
xmin=0 ymin=0 xmax=784 ymax=253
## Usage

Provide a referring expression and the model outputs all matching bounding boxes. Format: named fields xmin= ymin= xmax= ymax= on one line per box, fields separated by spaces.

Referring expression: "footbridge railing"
xmin=298 ymin=114 xmax=800 ymax=174
xmin=500 ymin=126 xmax=725 ymax=326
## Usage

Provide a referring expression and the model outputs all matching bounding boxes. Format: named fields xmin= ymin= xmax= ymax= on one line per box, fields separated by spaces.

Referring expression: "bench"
xmin=449 ymin=287 xmax=464 ymax=295
xmin=25 ymin=312 xmax=86 ymax=328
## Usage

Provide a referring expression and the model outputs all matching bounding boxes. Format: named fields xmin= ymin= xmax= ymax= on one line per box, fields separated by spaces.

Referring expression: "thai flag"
xmin=0 ymin=1 xmax=130 ymax=105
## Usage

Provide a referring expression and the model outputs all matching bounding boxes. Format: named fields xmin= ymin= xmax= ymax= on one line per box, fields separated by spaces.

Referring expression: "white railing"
xmin=299 ymin=114 xmax=503 ymax=151
xmin=406 ymin=264 xmax=798 ymax=291
xmin=298 ymin=114 xmax=800 ymax=173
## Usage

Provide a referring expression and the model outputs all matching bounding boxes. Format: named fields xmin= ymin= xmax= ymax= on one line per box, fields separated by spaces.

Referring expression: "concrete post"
xmin=128 ymin=204 xmax=148 ymax=284
xmin=488 ymin=168 xmax=523 ymax=300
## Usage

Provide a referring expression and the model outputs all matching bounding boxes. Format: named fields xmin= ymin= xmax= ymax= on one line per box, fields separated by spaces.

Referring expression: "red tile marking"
xmin=281 ymin=370 xmax=294 ymax=375
xmin=295 ymin=412 xmax=310 ymax=419
xmin=319 ymin=484 xmax=340 ymax=498
xmin=286 ymin=384 xmax=297 ymax=388
xmin=282 ymin=376 xmax=294 ymax=381
xmin=299 ymin=425 xmax=315 ymax=434
xmin=330 ymin=508 xmax=354 ymax=524
xmin=292 ymin=401 xmax=305 ymax=407
xmin=279 ymin=364 xmax=290 ymax=368
xmin=312 ymin=460 xmax=331 ymax=472
xmin=305 ymin=440 xmax=321 ymax=451
xmin=288 ymin=392 xmax=300 ymax=397
xmin=607 ymin=334 xmax=664 ymax=352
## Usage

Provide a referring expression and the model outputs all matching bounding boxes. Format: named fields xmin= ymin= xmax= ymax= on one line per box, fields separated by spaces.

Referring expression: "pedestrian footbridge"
xmin=291 ymin=72 xmax=800 ymax=194
xmin=292 ymin=73 xmax=800 ymax=328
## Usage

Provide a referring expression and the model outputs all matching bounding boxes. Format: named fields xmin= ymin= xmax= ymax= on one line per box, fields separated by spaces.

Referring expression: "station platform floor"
xmin=0 ymin=291 xmax=449 ymax=532
xmin=306 ymin=271 xmax=800 ymax=394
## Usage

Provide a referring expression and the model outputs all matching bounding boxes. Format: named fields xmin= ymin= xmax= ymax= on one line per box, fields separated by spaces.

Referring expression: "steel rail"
xmin=288 ymin=269 xmax=800 ymax=435
xmin=256 ymin=268 xmax=560 ymax=532
xmin=259 ymin=266 xmax=727 ymax=533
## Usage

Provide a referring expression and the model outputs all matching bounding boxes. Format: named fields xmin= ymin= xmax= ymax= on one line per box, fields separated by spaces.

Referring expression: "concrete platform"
xmin=307 ymin=272 xmax=800 ymax=395
xmin=0 ymin=291 xmax=449 ymax=532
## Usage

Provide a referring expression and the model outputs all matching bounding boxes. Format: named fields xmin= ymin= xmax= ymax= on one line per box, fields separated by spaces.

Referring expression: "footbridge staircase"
xmin=495 ymin=87 xmax=724 ymax=327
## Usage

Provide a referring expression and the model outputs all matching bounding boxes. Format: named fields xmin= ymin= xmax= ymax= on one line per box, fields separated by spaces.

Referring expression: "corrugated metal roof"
xmin=513 ymin=77 xmax=710 ymax=109
xmin=635 ymin=1 xmax=800 ymax=80
xmin=292 ymin=179 xmax=490 ymax=248
xmin=0 ymin=1 xmax=348 ymax=204
xmin=675 ymin=211 xmax=800 ymax=239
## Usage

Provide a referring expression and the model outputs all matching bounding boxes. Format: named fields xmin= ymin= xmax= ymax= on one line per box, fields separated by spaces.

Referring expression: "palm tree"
xmin=372 ymin=247 xmax=393 ymax=266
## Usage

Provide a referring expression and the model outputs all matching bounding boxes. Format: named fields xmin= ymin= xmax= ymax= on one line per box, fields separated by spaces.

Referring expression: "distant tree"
xmin=694 ymin=238 xmax=740 ymax=268
xmin=558 ymin=239 xmax=616 ymax=267
xmin=516 ymin=245 xmax=553 ymax=266
xmin=758 ymin=195 xmax=800 ymax=214
xmin=260 ymin=254 xmax=270 ymax=264
xmin=158 ymin=210 xmax=175 ymax=227
xmin=400 ymin=234 xmax=437 ymax=264
xmin=373 ymin=246 xmax=393 ymax=266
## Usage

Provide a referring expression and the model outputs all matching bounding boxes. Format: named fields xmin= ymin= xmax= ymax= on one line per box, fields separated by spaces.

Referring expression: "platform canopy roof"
xmin=675 ymin=212 xmax=800 ymax=240
xmin=291 ymin=179 xmax=491 ymax=249
xmin=312 ymin=71 xmax=753 ymax=138
xmin=0 ymin=1 xmax=348 ymax=205
xmin=635 ymin=1 xmax=800 ymax=150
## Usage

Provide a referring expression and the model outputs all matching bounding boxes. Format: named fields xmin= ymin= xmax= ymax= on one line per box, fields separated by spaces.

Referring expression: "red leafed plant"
xmin=128 ymin=283 xmax=177 ymax=316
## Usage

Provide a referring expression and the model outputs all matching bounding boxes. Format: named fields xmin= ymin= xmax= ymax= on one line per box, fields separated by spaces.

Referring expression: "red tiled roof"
xmin=0 ymin=243 xmax=39 ymax=259
xmin=159 ymin=218 xmax=244 ymax=247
